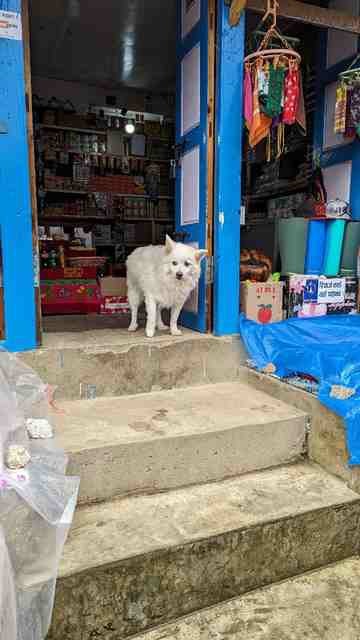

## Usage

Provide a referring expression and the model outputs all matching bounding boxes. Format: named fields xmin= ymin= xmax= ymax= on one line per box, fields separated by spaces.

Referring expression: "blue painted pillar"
xmin=213 ymin=1 xmax=244 ymax=335
xmin=0 ymin=0 xmax=37 ymax=351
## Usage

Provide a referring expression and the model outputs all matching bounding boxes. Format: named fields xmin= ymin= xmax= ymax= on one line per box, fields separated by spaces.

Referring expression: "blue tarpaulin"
xmin=240 ymin=314 xmax=360 ymax=465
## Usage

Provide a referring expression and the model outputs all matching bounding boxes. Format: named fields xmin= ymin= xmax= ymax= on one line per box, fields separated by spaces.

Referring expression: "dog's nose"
xmin=176 ymin=272 xmax=183 ymax=280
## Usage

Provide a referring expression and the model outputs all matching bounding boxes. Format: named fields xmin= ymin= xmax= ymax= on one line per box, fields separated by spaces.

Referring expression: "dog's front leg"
xmin=170 ymin=304 xmax=183 ymax=336
xmin=145 ymin=296 xmax=157 ymax=338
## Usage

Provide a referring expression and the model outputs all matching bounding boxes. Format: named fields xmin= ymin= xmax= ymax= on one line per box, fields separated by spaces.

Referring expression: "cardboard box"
xmin=284 ymin=275 xmax=327 ymax=319
xmin=328 ymin=277 xmax=358 ymax=315
xmin=100 ymin=296 xmax=130 ymax=315
xmin=100 ymin=276 xmax=127 ymax=297
xmin=41 ymin=282 xmax=101 ymax=315
xmin=241 ymin=282 xmax=283 ymax=324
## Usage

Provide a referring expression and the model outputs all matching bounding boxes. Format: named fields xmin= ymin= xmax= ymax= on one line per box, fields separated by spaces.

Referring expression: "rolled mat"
xmin=323 ymin=219 xmax=346 ymax=277
xmin=340 ymin=221 xmax=360 ymax=275
xmin=305 ymin=220 xmax=326 ymax=275
xmin=279 ymin=218 xmax=309 ymax=275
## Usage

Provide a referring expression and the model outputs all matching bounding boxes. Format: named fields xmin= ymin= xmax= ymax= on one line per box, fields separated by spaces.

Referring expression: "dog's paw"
xmin=128 ymin=324 xmax=138 ymax=333
xmin=146 ymin=328 xmax=155 ymax=338
xmin=171 ymin=328 xmax=182 ymax=337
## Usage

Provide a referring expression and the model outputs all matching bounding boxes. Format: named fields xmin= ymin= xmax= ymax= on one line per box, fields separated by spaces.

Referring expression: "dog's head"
xmin=163 ymin=235 xmax=207 ymax=285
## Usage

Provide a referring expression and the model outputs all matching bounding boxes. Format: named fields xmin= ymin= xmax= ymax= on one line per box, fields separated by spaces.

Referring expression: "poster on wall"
xmin=0 ymin=11 xmax=22 ymax=40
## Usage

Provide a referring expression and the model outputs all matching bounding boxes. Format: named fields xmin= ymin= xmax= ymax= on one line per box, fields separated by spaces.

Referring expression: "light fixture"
xmin=125 ymin=120 xmax=135 ymax=135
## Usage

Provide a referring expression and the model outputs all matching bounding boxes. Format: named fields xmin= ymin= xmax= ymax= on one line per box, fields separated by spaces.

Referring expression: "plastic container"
xmin=340 ymin=221 xmax=360 ymax=275
xmin=279 ymin=218 xmax=309 ymax=275
xmin=323 ymin=220 xmax=346 ymax=276
xmin=305 ymin=220 xmax=326 ymax=275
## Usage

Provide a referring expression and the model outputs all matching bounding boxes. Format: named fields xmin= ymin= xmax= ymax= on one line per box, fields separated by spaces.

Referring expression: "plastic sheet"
xmin=0 ymin=350 xmax=79 ymax=639
xmin=240 ymin=314 xmax=360 ymax=465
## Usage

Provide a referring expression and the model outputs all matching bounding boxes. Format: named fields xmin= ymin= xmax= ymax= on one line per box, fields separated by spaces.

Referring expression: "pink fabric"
xmin=244 ymin=68 xmax=253 ymax=130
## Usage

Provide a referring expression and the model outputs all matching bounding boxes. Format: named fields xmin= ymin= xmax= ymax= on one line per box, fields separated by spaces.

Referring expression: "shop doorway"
xmin=240 ymin=1 xmax=360 ymax=324
xmin=23 ymin=0 xmax=215 ymax=345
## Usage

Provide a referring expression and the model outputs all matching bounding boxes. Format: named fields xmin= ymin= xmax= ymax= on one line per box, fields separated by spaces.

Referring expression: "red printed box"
xmin=100 ymin=296 xmax=130 ymax=315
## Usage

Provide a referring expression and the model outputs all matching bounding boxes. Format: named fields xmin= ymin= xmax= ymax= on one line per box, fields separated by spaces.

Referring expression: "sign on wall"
xmin=0 ymin=11 xmax=22 ymax=40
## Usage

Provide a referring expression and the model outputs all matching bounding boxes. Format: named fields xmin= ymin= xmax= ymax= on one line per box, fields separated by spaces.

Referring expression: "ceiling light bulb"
xmin=125 ymin=121 xmax=135 ymax=135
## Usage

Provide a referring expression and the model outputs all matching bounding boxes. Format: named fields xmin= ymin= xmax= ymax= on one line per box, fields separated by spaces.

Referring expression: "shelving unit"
xmin=40 ymin=123 xmax=107 ymax=135
xmin=36 ymin=110 xmax=175 ymax=281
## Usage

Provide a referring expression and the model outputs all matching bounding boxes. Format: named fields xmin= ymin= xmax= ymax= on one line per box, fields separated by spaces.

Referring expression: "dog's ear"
xmin=195 ymin=249 xmax=208 ymax=263
xmin=165 ymin=235 xmax=175 ymax=254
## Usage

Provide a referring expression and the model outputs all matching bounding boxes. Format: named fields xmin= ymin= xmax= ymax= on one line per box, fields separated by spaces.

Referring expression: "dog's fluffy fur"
xmin=126 ymin=235 xmax=207 ymax=337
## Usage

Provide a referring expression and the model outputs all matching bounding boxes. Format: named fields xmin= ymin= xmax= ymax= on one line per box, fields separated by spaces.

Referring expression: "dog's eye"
xmin=172 ymin=261 xmax=178 ymax=266
xmin=184 ymin=261 xmax=191 ymax=267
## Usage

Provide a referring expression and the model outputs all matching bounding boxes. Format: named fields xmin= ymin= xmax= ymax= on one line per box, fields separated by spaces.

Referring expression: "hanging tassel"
xmin=266 ymin=131 xmax=272 ymax=163
xmin=276 ymin=122 xmax=285 ymax=158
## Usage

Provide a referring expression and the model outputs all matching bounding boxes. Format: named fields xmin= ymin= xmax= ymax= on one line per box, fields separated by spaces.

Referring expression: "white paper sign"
xmin=317 ymin=278 xmax=346 ymax=304
xmin=0 ymin=11 xmax=22 ymax=41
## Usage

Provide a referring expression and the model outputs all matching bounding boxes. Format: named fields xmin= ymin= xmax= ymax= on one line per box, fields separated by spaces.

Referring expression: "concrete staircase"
xmin=20 ymin=333 xmax=360 ymax=640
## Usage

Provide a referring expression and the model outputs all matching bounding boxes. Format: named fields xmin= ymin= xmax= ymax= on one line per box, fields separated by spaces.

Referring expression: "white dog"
xmin=126 ymin=235 xmax=207 ymax=338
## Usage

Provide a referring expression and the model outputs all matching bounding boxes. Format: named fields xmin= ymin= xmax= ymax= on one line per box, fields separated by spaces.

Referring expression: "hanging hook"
xmin=260 ymin=0 xmax=279 ymax=29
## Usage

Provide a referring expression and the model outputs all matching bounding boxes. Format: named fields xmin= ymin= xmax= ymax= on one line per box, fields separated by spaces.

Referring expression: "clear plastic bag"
xmin=0 ymin=349 xmax=79 ymax=639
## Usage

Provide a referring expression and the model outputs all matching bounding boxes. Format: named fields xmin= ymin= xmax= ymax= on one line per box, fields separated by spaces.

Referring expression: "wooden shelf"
xmin=122 ymin=217 xmax=173 ymax=223
xmin=40 ymin=124 xmax=107 ymax=135
xmin=43 ymin=188 xmax=174 ymax=200
xmin=245 ymin=179 xmax=309 ymax=202
xmin=39 ymin=215 xmax=115 ymax=225
xmin=43 ymin=188 xmax=89 ymax=195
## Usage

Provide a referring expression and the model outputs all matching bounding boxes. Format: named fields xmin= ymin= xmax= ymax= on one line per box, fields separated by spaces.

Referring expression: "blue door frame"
xmin=0 ymin=0 xmax=37 ymax=352
xmin=175 ymin=0 xmax=209 ymax=332
xmin=1 ymin=0 xmax=245 ymax=351
xmin=213 ymin=1 xmax=244 ymax=336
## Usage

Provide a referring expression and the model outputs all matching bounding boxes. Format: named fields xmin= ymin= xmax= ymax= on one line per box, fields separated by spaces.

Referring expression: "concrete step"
xmin=48 ymin=463 xmax=360 ymax=640
xmin=20 ymin=333 xmax=246 ymax=401
xmin=53 ymin=382 xmax=308 ymax=503
xmin=132 ymin=557 xmax=360 ymax=640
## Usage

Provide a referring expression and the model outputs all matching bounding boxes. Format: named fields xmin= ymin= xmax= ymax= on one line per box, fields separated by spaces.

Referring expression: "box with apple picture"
xmin=241 ymin=282 xmax=284 ymax=324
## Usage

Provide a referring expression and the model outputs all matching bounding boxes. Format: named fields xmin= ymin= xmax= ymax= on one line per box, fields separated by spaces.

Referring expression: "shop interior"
xmin=27 ymin=0 xmax=360 ymax=346
xmin=240 ymin=2 xmax=360 ymax=341
xmin=29 ymin=0 xmax=176 ymax=335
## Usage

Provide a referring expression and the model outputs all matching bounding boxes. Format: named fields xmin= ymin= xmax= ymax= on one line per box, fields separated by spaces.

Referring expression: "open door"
xmin=22 ymin=0 xmax=42 ymax=346
xmin=175 ymin=0 xmax=215 ymax=332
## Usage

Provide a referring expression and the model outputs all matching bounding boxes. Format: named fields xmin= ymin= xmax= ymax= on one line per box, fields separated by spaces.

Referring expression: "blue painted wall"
xmin=213 ymin=2 xmax=244 ymax=335
xmin=0 ymin=0 xmax=36 ymax=351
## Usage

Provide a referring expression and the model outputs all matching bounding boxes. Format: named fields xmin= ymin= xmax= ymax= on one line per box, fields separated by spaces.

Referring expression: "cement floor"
xmin=135 ymin=557 xmax=360 ymax=640
xmin=41 ymin=314 xmax=201 ymax=349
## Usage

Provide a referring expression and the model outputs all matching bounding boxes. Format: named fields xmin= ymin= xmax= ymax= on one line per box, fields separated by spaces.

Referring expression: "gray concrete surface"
xmin=48 ymin=464 xmax=360 ymax=639
xmin=20 ymin=333 xmax=246 ymax=400
xmin=53 ymin=382 xmax=307 ymax=503
xmin=134 ymin=557 xmax=360 ymax=640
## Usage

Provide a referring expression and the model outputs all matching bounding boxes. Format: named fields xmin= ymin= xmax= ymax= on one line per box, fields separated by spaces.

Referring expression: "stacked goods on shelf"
xmin=35 ymin=105 xmax=175 ymax=274
xmin=39 ymin=239 xmax=104 ymax=316
xmin=88 ymin=175 xmax=145 ymax=194
xmin=283 ymin=274 xmax=358 ymax=319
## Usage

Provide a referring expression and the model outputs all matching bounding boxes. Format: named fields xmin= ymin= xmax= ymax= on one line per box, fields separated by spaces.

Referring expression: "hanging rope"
xmin=244 ymin=0 xmax=301 ymax=66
